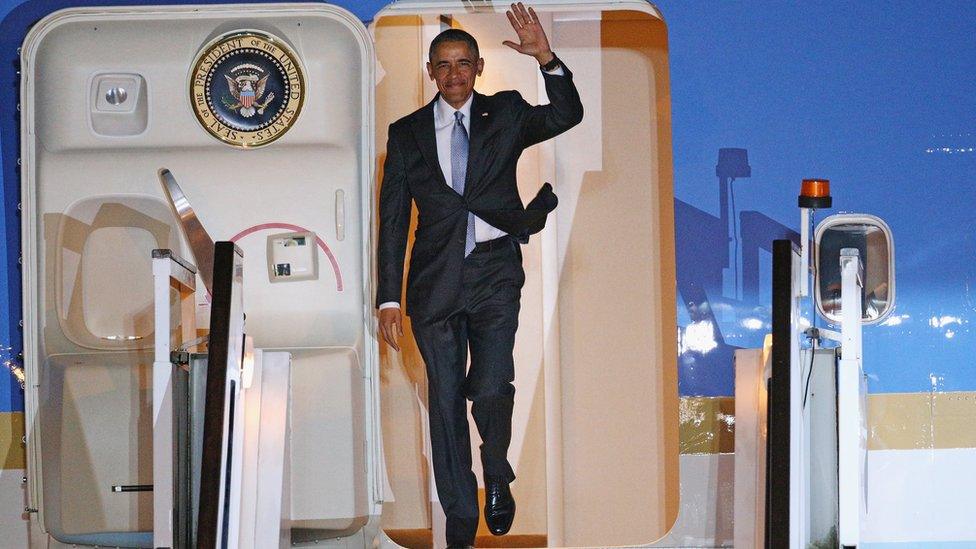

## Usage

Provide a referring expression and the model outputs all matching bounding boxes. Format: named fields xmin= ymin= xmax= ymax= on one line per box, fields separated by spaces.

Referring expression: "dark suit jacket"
xmin=377 ymin=63 xmax=584 ymax=321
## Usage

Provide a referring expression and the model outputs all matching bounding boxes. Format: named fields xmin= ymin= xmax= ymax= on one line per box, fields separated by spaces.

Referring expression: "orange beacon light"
xmin=798 ymin=178 xmax=832 ymax=209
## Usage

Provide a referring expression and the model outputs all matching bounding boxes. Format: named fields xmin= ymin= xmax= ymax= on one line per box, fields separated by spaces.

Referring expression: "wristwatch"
xmin=539 ymin=53 xmax=562 ymax=72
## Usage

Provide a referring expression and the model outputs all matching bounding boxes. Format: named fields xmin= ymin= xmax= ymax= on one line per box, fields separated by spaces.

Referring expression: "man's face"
xmin=427 ymin=40 xmax=484 ymax=108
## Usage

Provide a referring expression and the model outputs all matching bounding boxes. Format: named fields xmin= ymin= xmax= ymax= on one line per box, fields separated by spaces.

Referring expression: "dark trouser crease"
xmin=412 ymin=240 xmax=524 ymax=545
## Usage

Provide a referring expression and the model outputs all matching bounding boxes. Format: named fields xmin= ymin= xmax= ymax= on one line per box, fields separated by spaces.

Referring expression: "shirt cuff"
xmin=378 ymin=301 xmax=401 ymax=310
xmin=542 ymin=65 xmax=565 ymax=76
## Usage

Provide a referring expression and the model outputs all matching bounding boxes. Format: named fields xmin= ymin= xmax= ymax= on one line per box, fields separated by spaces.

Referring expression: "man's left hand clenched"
xmin=503 ymin=2 xmax=555 ymax=66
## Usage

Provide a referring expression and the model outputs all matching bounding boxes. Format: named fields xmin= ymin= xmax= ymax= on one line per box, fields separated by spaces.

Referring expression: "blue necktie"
xmin=451 ymin=111 xmax=476 ymax=257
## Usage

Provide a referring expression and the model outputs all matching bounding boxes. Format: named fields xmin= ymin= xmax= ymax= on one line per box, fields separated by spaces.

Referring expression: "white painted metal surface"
xmin=733 ymin=348 xmax=767 ymax=549
xmin=788 ymin=249 xmax=805 ymax=549
xmin=239 ymin=346 xmax=263 ymax=549
xmin=839 ymin=250 xmax=865 ymax=547
xmin=840 ymin=249 xmax=863 ymax=364
xmin=799 ymin=207 xmax=810 ymax=297
xmin=152 ymin=253 xmax=196 ymax=547
xmin=220 ymin=296 xmax=247 ymax=549
xmin=21 ymin=4 xmax=379 ymax=545
xmin=862 ymin=449 xmax=976 ymax=544
xmin=240 ymin=350 xmax=292 ymax=549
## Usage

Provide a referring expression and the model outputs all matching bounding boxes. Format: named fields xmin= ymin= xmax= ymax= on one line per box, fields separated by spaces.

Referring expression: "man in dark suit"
xmin=376 ymin=3 xmax=583 ymax=546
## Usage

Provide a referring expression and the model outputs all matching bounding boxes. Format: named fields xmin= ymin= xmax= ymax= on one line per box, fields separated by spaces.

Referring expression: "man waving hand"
xmin=377 ymin=4 xmax=583 ymax=547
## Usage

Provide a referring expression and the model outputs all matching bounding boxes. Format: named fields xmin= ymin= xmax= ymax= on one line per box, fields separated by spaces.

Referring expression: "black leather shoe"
xmin=446 ymin=545 xmax=473 ymax=549
xmin=484 ymin=477 xmax=516 ymax=536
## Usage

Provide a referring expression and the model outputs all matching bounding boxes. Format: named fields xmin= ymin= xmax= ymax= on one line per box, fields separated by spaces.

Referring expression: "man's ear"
xmin=476 ymin=57 xmax=485 ymax=76
xmin=426 ymin=61 xmax=434 ymax=80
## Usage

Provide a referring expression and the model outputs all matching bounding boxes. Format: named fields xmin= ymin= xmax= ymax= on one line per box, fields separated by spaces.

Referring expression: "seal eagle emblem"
xmin=223 ymin=69 xmax=274 ymax=117
xmin=190 ymin=30 xmax=305 ymax=148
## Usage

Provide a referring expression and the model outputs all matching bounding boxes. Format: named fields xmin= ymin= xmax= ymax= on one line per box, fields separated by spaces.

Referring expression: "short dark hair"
xmin=428 ymin=29 xmax=480 ymax=62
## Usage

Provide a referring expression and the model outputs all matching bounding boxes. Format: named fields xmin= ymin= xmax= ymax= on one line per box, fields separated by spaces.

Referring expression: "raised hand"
xmin=503 ymin=2 xmax=554 ymax=65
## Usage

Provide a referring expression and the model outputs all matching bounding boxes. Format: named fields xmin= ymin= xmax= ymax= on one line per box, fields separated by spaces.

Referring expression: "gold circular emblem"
xmin=190 ymin=30 xmax=305 ymax=148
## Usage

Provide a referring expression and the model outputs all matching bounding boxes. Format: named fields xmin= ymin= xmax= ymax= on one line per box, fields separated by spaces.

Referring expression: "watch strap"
xmin=540 ymin=53 xmax=561 ymax=72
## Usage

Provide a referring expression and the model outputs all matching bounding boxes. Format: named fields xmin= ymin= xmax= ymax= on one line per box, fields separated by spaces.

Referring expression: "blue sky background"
xmin=655 ymin=0 xmax=976 ymax=395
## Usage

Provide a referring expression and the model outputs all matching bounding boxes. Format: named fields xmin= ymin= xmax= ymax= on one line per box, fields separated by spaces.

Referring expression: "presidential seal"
xmin=190 ymin=30 xmax=305 ymax=148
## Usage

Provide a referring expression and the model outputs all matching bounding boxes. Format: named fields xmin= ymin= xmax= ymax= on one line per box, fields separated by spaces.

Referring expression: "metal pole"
xmin=838 ymin=248 xmax=864 ymax=547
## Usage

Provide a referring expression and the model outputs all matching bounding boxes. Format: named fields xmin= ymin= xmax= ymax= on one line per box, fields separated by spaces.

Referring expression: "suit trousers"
xmin=411 ymin=237 xmax=524 ymax=545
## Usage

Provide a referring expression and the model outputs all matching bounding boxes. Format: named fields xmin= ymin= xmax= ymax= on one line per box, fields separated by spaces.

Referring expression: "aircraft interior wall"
xmin=21 ymin=5 xmax=374 ymax=546
xmin=372 ymin=6 xmax=678 ymax=547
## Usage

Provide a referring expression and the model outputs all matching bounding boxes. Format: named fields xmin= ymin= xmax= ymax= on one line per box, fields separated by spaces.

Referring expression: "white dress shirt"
xmin=433 ymin=93 xmax=509 ymax=244
xmin=380 ymin=64 xmax=566 ymax=310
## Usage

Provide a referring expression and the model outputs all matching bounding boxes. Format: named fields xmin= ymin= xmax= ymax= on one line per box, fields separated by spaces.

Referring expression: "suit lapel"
xmin=464 ymin=92 xmax=490 ymax=196
xmin=411 ymin=96 xmax=446 ymax=187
